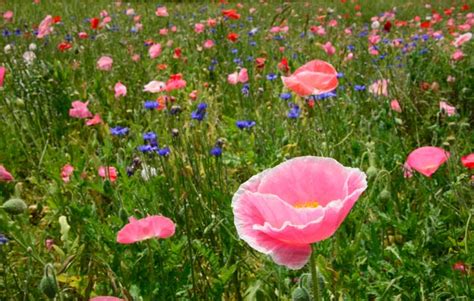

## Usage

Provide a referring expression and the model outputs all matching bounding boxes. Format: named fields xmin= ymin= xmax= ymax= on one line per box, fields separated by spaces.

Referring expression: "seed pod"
xmin=1 ymin=198 xmax=27 ymax=215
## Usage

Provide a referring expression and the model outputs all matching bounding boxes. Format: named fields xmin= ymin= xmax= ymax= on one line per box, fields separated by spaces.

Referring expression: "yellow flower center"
xmin=293 ymin=201 xmax=320 ymax=209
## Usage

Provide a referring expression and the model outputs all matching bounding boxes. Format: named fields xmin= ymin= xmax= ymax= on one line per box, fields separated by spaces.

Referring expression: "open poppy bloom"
xmin=232 ymin=156 xmax=367 ymax=269
xmin=404 ymin=146 xmax=450 ymax=178
xmin=117 ymin=215 xmax=176 ymax=244
xmin=281 ymin=60 xmax=338 ymax=97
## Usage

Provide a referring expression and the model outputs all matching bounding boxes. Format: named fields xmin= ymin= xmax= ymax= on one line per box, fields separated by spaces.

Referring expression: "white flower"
xmin=23 ymin=51 xmax=36 ymax=65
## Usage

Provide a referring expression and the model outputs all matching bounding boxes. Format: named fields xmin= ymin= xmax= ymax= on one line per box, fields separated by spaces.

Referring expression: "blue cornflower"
xmin=354 ymin=85 xmax=366 ymax=91
xmin=144 ymin=101 xmax=158 ymax=110
xmin=0 ymin=234 xmax=8 ymax=245
xmin=267 ymin=73 xmax=278 ymax=81
xmin=287 ymin=104 xmax=300 ymax=119
xmin=158 ymin=146 xmax=170 ymax=156
xmin=280 ymin=93 xmax=292 ymax=101
xmin=236 ymin=120 xmax=256 ymax=130
xmin=110 ymin=126 xmax=129 ymax=136
xmin=210 ymin=146 xmax=222 ymax=157
xmin=191 ymin=103 xmax=207 ymax=121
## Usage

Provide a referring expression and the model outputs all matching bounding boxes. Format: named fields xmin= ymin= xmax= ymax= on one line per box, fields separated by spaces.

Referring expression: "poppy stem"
xmin=310 ymin=245 xmax=321 ymax=301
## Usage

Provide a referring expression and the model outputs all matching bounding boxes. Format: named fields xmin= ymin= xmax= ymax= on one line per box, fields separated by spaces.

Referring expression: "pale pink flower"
xmin=369 ymin=79 xmax=389 ymax=96
xmin=96 ymin=56 xmax=113 ymax=71
xmin=98 ymin=166 xmax=117 ymax=182
xmin=203 ymin=39 xmax=215 ymax=49
xmin=117 ymin=215 xmax=176 ymax=244
xmin=148 ymin=44 xmax=162 ymax=59
xmin=232 ymin=156 xmax=367 ymax=269
xmin=3 ymin=11 xmax=13 ymax=22
xmin=0 ymin=165 xmax=14 ymax=182
xmin=143 ymin=80 xmax=166 ymax=93
xmin=282 ymin=60 xmax=338 ymax=97
xmin=114 ymin=82 xmax=127 ymax=98
xmin=322 ymin=42 xmax=336 ymax=56
xmin=404 ymin=146 xmax=450 ymax=178
xmin=452 ymin=49 xmax=464 ymax=61
xmin=390 ymin=99 xmax=402 ymax=112
xmin=194 ymin=23 xmax=205 ymax=33
xmin=453 ymin=33 xmax=472 ymax=47
xmin=439 ymin=101 xmax=456 ymax=116
xmin=61 ymin=164 xmax=74 ymax=183
xmin=69 ymin=101 xmax=92 ymax=119
xmin=86 ymin=114 xmax=102 ymax=126
xmin=37 ymin=15 xmax=53 ymax=39
xmin=155 ymin=6 xmax=168 ymax=17
xmin=227 ymin=68 xmax=248 ymax=85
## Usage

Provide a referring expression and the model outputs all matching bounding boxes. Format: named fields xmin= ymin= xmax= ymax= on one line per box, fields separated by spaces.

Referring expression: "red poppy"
xmin=90 ymin=17 xmax=100 ymax=30
xmin=227 ymin=32 xmax=239 ymax=42
xmin=53 ymin=16 xmax=62 ymax=23
xmin=222 ymin=9 xmax=240 ymax=20
xmin=383 ymin=21 xmax=392 ymax=32
xmin=57 ymin=42 xmax=72 ymax=52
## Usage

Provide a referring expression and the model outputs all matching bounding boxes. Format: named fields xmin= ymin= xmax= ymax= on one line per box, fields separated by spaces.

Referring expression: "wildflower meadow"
xmin=0 ymin=0 xmax=473 ymax=300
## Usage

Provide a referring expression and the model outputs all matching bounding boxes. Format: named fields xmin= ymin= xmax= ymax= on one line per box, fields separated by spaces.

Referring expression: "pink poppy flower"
xmin=369 ymin=79 xmax=389 ymax=96
xmin=439 ymin=101 xmax=456 ymax=116
xmin=148 ymin=43 xmax=162 ymax=59
xmin=97 ymin=56 xmax=113 ymax=71
xmin=453 ymin=32 xmax=472 ymax=47
xmin=281 ymin=60 xmax=338 ymax=97
xmin=452 ymin=49 xmax=464 ymax=61
xmin=98 ymin=166 xmax=117 ymax=182
xmin=117 ymin=215 xmax=176 ymax=244
xmin=3 ymin=11 xmax=13 ymax=22
xmin=203 ymin=39 xmax=215 ymax=49
xmin=194 ymin=23 xmax=205 ymax=33
xmin=69 ymin=101 xmax=93 ymax=119
xmin=227 ymin=68 xmax=248 ymax=85
xmin=390 ymin=99 xmax=402 ymax=112
xmin=114 ymin=82 xmax=127 ymax=98
xmin=0 ymin=165 xmax=14 ymax=182
xmin=0 ymin=66 xmax=5 ymax=88
xmin=232 ymin=156 xmax=367 ymax=269
xmin=37 ymin=15 xmax=53 ymax=39
xmin=143 ymin=80 xmax=166 ymax=93
xmin=165 ymin=74 xmax=186 ymax=91
xmin=461 ymin=153 xmax=474 ymax=169
xmin=404 ymin=146 xmax=450 ymax=178
xmin=86 ymin=114 xmax=102 ymax=126
xmin=61 ymin=164 xmax=74 ymax=183
xmin=156 ymin=6 xmax=168 ymax=17
xmin=90 ymin=297 xmax=124 ymax=301
xmin=322 ymin=42 xmax=336 ymax=56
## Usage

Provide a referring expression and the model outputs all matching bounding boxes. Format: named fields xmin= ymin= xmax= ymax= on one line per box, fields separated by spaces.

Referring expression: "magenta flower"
xmin=0 ymin=165 xmax=14 ymax=182
xmin=232 ymin=156 xmax=367 ymax=269
xmin=69 ymin=101 xmax=93 ymax=119
xmin=117 ymin=215 xmax=176 ymax=244
xmin=403 ymin=146 xmax=450 ymax=178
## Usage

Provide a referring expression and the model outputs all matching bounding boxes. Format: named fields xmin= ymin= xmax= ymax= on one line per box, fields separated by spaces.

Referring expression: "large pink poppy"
xmin=281 ymin=60 xmax=338 ymax=97
xmin=404 ymin=146 xmax=450 ymax=178
xmin=117 ymin=215 xmax=176 ymax=244
xmin=232 ymin=156 xmax=367 ymax=269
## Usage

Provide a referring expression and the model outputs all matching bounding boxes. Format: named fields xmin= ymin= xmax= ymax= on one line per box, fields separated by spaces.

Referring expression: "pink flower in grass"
xmin=97 ymin=56 xmax=113 ymax=71
xmin=439 ymin=101 xmax=456 ymax=116
xmin=69 ymin=101 xmax=92 ymax=119
xmin=61 ymin=164 xmax=74 ymax=183
xmin=114 ymin=82 xmax=127 ymax=98
xmin=117 ymin=215 xmax=175 ymax=244
xmin=227 ymin=68 xmax=248 ymax=85
xmin=232 ymin=156 xmax=367 ymax=269
xmin=403 ymin=146 xmax=450 ymax=178
xmin=282 ymin=60 xmax=338 ymax=97
xmin=0 ymin=165 xmax=14 ymax=182
xmin=98 ymin=166 xmax=117 ymax=182
xmin=37 ymin=15 xmax=53 ymax=38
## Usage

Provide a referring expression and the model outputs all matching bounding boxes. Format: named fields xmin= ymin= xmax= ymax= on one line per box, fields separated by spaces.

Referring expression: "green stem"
xmin=310 ymin=245 xmax=321 ymax=301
